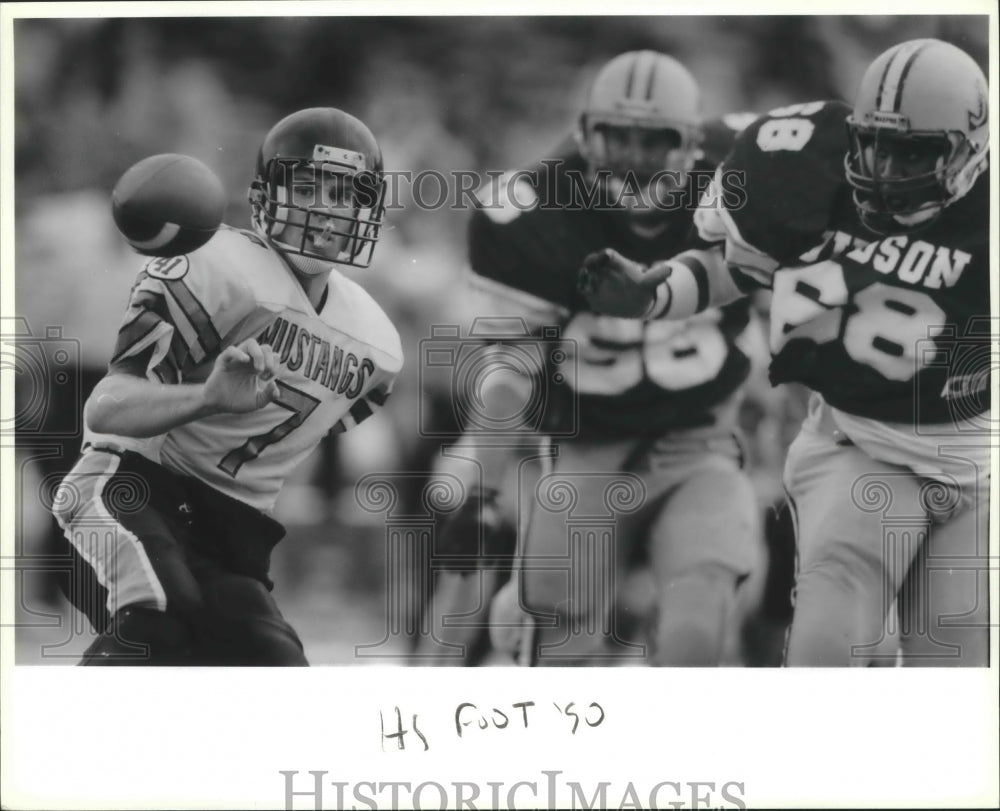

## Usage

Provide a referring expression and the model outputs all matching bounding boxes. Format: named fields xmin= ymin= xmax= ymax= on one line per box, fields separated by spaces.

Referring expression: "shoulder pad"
xmin=136 ymin=227 xmax=263 ymax=342
xmin=473 ymin=169 xmax=540 ymax=225
xmin=723 ymin=100 xmax=852 ymax=263
xmin=701 ymin=112 xmax=760 ymax=168
xmin=326 ymin=272 xmax=403 ymax=373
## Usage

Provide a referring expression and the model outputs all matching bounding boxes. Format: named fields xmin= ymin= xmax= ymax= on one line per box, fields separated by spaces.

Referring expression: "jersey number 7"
xmin=217 ymin=381 xmax=321 ymax=477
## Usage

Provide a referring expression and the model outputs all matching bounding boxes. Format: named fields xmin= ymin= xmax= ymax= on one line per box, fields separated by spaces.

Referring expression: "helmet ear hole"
xmin=679 ymin=147 xmax=697 ymax=175
xmin=270 ymin=207 xmax=290 ymax=238
xmin=248 ymin=180 xmax=267 ymax=230
xmin=575 ymin=114 xmax=594 ymax=164
xmin=268 ymin=182 xmax=291 ymax=238
xmin=574 ymin=117 xmax=585 ymax=147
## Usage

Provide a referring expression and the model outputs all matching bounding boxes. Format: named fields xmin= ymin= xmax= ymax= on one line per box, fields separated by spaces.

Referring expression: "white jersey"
xmin=89 ymin=226 xmax=403 ymax=512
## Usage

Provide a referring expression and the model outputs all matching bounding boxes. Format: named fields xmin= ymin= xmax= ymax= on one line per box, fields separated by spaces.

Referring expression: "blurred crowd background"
xmin=10 ymin=14 xmax=989 ymax=663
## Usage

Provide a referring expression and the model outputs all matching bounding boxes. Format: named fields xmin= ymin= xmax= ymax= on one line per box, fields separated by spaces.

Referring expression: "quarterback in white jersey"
xmin=52 ymin=108 xmax=403 ymax=665
xmin=111 ymin=229 xmax=400 ymax=512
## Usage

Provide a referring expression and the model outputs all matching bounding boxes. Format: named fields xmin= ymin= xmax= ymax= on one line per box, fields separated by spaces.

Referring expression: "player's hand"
xmin=436 ymin=485 xmax=517 ymax=571
xmin=201 ymin=339 xmax=281 ymax=414
xmin=577 ymin=248 xmax=667 ymax=318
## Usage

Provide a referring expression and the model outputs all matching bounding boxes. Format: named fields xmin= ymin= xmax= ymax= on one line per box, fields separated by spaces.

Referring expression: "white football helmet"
xmin=845 ymin=38 xmax=989 ymax=233
xmin=577 ymin=51 xmax=703 ymax=183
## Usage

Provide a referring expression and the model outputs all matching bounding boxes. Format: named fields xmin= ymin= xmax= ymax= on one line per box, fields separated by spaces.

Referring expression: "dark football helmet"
xmin=250 ymin=107 xmax=387 ymax=267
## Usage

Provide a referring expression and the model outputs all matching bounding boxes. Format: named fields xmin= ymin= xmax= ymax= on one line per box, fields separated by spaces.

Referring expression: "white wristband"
xmin=643 ymin=278 xmax=673 ymax=321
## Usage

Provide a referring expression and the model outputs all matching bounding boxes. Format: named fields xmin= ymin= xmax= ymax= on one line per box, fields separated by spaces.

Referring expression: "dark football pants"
xmin=53 ymin=449 xmax=307 ymax=666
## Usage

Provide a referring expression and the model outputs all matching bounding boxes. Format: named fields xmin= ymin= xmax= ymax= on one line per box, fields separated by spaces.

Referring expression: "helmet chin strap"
xmin=891 ymin=205 xmax=941 ymax=228
xmin=272 ymin=244 xmax=334 ymax=311
xmin=947 ymin=145 xmax=989 ymax=202
xmin=265 ymin=229 xmax=337 ymax=276
xmin=885 ymin=144 xmax=988 ymax=230
xmin=280 ymin=248 xmax=336 ymax=278
xmin=267 ymin=209 xmax=347 ymax=271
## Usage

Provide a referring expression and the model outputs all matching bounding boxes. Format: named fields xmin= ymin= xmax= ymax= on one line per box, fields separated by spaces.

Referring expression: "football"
xmin=111 ymin=153 xmax=226 ymax=256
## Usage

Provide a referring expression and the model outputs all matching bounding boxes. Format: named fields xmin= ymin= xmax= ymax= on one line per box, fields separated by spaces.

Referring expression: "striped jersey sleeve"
xmin=694 ymin=170 xmax=780 ymax=290
xmin=330 ymin=373 xmax=395 ymax=435
xmin=109 ymin=251 xmax=256 ymax=381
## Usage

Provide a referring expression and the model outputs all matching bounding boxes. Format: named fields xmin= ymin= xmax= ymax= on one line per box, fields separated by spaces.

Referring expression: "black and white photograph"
xmin=1 ymin=2 xmax=997 ymax=809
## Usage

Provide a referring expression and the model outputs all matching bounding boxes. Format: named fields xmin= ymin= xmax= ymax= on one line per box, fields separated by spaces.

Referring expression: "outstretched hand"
xmin=202 ymin=338 xmax=281 ymax=414
xmin=578 ymin=248 xmax=671 ymax=318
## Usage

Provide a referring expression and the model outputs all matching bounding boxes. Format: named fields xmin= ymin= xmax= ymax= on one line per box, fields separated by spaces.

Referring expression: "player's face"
xmin=864 ymin=135 xmax=945 ymax=179
xmin=591 ymin=124 xmax=691 ymax=229
xmin=857 ymin=132 xmax=950 ymax=212
xmin=598 ymin=125 xmax=684 ymax=184
xmin=283 ymin=165 xmax=356 ymax=261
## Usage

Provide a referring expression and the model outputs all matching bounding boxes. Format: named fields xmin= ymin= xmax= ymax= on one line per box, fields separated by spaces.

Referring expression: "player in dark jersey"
xmin=426 ymin=51 xmax=766 ymax=667
xmin=580 ymin=39 xmax=990 ymax=666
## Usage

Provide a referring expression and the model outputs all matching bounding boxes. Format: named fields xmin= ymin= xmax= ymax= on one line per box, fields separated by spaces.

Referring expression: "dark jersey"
xmin=467 ymin=131 xmax=754 ymax=439
xmin=708 ymin=100 xmax=990 ymax=426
